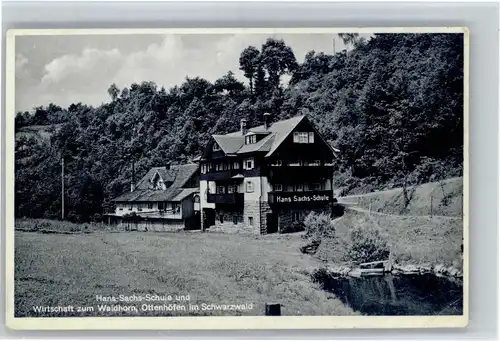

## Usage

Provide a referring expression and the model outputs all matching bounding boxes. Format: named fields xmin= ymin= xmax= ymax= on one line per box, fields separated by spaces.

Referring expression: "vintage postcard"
xmin=5 ymin=27 xmax=468 ymax=330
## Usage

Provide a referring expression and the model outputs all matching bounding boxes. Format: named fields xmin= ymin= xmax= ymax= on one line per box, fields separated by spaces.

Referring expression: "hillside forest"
xmin=15 ymin=33 xmax=464 ymax=222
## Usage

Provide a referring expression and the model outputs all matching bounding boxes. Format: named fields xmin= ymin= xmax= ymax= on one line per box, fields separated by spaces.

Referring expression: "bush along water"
xmin=347 ymin=224 xmax=390 ymax=264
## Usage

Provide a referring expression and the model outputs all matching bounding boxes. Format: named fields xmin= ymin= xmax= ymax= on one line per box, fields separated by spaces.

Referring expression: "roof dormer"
xmin=244 ymin=132 xmax=257 ymax=145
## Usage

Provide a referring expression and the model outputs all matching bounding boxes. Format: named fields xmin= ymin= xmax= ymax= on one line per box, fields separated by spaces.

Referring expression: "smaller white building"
xmin=108 ymin=164 xmax=200 ymax=231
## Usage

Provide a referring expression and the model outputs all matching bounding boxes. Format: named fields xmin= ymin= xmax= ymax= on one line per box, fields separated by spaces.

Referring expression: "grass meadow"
xmin=14 ymin=228 xmax=356 ymax=317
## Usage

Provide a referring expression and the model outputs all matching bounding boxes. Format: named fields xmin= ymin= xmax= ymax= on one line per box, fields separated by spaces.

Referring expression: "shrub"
xmin=303 ymin=212 xmax=335 ymax=240
xmin=331 ymin=203 xmax=345 ymax=217
xmin=347 ymin=223 xmax=389 ymax=264
xmin=280 ymin=220 xmax=305 ymax=234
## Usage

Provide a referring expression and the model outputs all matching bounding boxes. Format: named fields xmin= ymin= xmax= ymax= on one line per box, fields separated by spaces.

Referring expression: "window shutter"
xmin=293 ymin=132 xmax=299 ymax=143
xmin=309 ymin=132 xmax=314 ymax=143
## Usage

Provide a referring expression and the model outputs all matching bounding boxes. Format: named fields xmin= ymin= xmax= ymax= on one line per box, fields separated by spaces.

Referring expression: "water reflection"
xmin=321 ymin=274 xmax=463 ymax=315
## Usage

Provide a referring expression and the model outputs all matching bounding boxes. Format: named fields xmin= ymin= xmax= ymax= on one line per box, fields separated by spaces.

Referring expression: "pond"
xmin=320 ymin=273 xmax=463 ymax=316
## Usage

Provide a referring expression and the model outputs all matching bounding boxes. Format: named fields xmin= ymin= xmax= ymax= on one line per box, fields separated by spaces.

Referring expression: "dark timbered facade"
xmin=197 ymin=114 xmax=337 ymax=234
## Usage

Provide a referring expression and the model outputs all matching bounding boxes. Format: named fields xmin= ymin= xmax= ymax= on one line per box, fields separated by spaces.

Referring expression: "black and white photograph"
xmin=7 ymin=28 xmax=468 ymax=329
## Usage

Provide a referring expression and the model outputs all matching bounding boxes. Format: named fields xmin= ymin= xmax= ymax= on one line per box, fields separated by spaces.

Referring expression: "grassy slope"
xmin=339 ymin=177 xmax=463 ymax=217
xmin=315 ymin=210 xmax=463 ymax=268
xmin=15 ymin=230 xmax=356 ymax=317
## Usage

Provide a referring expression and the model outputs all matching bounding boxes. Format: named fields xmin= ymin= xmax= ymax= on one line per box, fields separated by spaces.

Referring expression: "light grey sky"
xmin=15 ymin=33 xmax=371 ymax=112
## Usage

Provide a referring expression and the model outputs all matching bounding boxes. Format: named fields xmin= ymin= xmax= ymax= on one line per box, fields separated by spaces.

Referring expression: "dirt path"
xmin=345 ymin=206 xmax=463 ymax=220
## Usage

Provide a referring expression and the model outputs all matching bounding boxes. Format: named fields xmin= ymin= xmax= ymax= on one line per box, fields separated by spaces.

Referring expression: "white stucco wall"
xmin=200 ymin=180 xmax=215 ymax=209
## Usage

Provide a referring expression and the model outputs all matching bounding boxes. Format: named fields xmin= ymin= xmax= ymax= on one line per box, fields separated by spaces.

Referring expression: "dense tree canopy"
xmin=15 ymin=34 xmax=464 ymax=221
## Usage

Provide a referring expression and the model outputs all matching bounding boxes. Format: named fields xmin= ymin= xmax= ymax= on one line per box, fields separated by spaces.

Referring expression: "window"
xmin=293 ymin=131 xmax=314 ymax=144
xmin=248 ymin=217 xmax=254 ymax=226
xmin=228 ymin=185 xmax=238 ymax=194
xmin=271 ymin=160 xmax=282 ymax=167
xmin=245 ymin=134 xmax=257 ymax=144
xmin=213 ymin=143 xmax=220 ymax=151
xmin=128 ymin=204 xmax=133 ymax=211
xmin=273 ymin=184 xmax=283 ymax=191
xmin=202 ymin=163 xmax=211 ymax=174
xmin=216 ymin=163 xmax=222 ymax=171
xmin=148 ymin=203 xmax=153 ymax=209
xmin=217 ymin=186 xmax=226 ymax=194
xmin=223 ymin=162 xmax=228 ymax=171
xmin=308 ymin=160 xmax=321 ymax=166
xmin=245 ymin=180 xmax=254 ymax=193
xmin=325 ymin=160 xmax=334 ymax=166
xmin=296 ymin=183 xmax=304 ymax=192
xmin=158 ymin=202 xmax=164 ymax=210
xmin=233 ymin=161 xmax=240 ymax=169
xmin=233 ymin=215 xmax=238 ymax=225
xmin=292 ymin=212 xmax=302 ymax=222
xmin=244 ymin=158 xmax=254 ymax=170
xmin=309 ymin=132 xmax=315 ymax=143
xmin=288 ymin=160 xmax=301 ymax=166
xmin=310 ymin=183 xmax=321 ymax=191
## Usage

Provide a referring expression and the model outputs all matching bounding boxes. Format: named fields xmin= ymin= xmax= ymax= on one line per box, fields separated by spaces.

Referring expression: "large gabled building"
xmin=197 ymin=114 xmax=337 ymax=234
xmin=109 ymin=164 xmax=200 ymax=231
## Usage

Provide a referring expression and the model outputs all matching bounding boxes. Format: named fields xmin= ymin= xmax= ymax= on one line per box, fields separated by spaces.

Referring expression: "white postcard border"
xmin=5 ymin=26 xmax=469 ymax=330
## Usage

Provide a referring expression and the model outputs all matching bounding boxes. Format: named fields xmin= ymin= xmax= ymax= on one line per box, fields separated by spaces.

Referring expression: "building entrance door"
xmin=266 ymin=213 xmax=279 ymax=234
xmin=203 ymin=208 xmax=216 ymax=230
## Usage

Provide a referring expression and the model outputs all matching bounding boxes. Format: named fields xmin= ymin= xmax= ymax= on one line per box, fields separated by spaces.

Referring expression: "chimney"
xmin=240 ymin=118 xmax=248 ymax=136
xmin=263 ymin=113 xmax=271 ymax=130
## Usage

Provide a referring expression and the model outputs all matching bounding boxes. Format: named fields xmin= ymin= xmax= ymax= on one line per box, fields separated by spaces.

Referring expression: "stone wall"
xmin=259 ymin=201 xmax=272 ymax=234
xmin=243 ymin=200 xmax=261 ymax=234
xmin=120 ymin=219 xmax=185 ymax=232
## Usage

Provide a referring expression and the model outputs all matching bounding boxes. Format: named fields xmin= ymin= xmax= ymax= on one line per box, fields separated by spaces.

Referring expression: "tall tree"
xmin=107 ymin=83 xmax=120 ymax=101
xmin=259 ymin=38 xmax=298 ymax=91
xmin=239 ymin=46 xmax=261 ymax=95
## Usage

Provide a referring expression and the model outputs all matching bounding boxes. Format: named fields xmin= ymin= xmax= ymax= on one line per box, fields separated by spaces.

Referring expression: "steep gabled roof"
xmin=210 ymin=115 xmax=306 ymax=156
xmin=212 ymin=135 xmax=245 ymax=155
xmin=113 ymin=163 xmax=199 ymax=202
xmin=113 ymin=187 xmax=198 ymax=203
xmin=170 ymin=164 xmax=199 ymax=188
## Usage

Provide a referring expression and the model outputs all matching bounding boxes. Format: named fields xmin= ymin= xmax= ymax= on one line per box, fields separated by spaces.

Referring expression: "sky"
xmin=15 ymin=33 xmax=371 ymax=113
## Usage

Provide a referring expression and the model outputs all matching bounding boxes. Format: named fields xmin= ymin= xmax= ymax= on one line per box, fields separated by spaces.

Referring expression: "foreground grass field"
xmin=15 ymin=229 xmax=356 ymax=317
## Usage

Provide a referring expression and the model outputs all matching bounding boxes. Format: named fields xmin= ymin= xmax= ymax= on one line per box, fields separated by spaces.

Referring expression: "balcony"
xmin=207 ymin=193 xmax=244 ymax=205
xmin=267 ymin=166 xmax=334 ymax=181
xmin=200 ymin=169 xmax=244 ymax=181
xmin=268 ymin=190 xmax=333 ymax=206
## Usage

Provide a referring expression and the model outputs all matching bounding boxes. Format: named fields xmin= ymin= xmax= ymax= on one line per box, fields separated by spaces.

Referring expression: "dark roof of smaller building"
xmin=113 ymin=163 xmax=199 ymax=202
